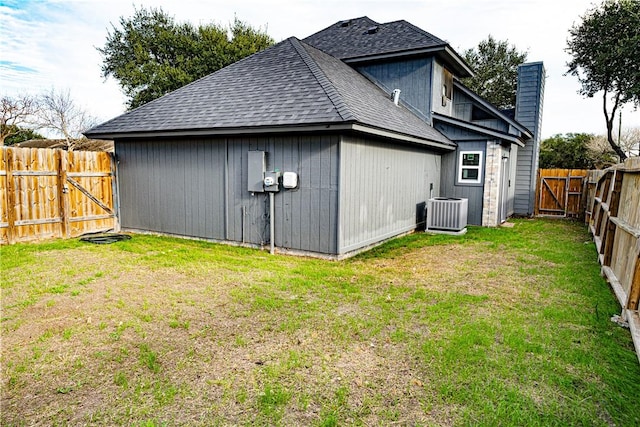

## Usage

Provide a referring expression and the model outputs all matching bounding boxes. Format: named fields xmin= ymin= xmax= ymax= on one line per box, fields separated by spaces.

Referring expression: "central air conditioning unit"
xmin=426 ymin=197 xmax=468 ymax=233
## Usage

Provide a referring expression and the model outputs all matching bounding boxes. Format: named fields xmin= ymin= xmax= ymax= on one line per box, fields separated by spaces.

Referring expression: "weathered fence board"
xmin=535 ymin=169 xmax=589 ymax=218
xmin=0 ymin=147 xmax=117 ymax=244
xmin=589 ymin=157 xmax=640 ymax=363
xmin=585 ymin=170 xmax=605 ymax=224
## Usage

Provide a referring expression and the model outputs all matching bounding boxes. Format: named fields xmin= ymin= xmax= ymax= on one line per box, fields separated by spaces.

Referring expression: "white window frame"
xmin=458 ymin=150 xmax=483 ymax=184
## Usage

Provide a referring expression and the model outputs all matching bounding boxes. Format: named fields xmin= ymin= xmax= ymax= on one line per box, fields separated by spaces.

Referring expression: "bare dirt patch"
xmin=2 ymin=240 xmax=474 ymax=425
xmin=3 ymin=224 xmax=637 ymax=426
xmin=364 ymin=243 xmax=539 ymax=303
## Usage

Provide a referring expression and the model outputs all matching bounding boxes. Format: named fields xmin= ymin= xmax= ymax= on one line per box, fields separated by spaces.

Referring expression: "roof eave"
xmin=84 ymin=123 xmax=353 ymax=140
xmin=453 ymin=81 xmax=533 ymax=138
xmin=432 ymin=113 xmax=526 ymax=147
xmin=350 ymin=123 xmax=455 ymax=150
xmin=343 ymin=45 xmax=474 ymax=78
xmin=85 ymin=122 xmax=456 ymax=150
xmin=442 ymin=46 xmax=474 ymax=78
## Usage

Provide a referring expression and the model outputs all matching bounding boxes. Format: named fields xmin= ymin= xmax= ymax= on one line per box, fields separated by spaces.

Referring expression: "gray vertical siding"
xmin=453 ymin=90 xmax=508 ymax=132
xmin=338 ymin=135 xmax=441 ymax=254
xmin=498 ymin=144 xmax=512 ymax=222
xmin=115 ymin=134 xmax=339 ymax=255
xmin=514 ymin=62 xmax=545 ymax=215
xmin=356 ymin=58 xmax=432 ymax=120
xmin=439 ymin=138 xmax=486 ymax=226
xmin=116 ymin=139 xmax=227 ymax=239
xmin=453 ymin=91 xmax=473 ymax=121
xmin=264 ymin=135 xmax=339 ymax=254
xmin=507 ymin=146 xmax=518 ymax=216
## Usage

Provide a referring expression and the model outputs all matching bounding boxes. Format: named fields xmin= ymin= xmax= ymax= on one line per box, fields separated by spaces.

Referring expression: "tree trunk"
xmin=603 ymin=92 xmax=627 ymax=161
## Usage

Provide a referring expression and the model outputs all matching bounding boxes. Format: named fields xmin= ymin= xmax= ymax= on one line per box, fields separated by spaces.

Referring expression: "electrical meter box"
xmin=264 ymin=170 xmax=281 ymax=192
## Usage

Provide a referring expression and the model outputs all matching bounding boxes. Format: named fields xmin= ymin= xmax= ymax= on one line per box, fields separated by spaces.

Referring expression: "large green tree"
xmin=3 ymin=127 xmax=45 ymax=146
xmin=539 ymin=133 xmax=616 ymax=169
xmin=566 ymin=0 xmax=640 ymax=161
xmin=98 ymin=7 xmax=274 ymax=110
xmin=462 ymin=35 xmax=528 ymax=110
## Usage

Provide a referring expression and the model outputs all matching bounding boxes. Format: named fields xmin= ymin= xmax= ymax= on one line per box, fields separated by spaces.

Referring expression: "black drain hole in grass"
xmin=80 ymin=233 xmax=132 ymax=244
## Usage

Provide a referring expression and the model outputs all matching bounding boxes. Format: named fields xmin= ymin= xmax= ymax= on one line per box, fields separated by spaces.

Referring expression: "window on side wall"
xmin=458 ymin=151 xmax=483 ymax=184
xmin=443 ymin=68 xmax=453 ymax=100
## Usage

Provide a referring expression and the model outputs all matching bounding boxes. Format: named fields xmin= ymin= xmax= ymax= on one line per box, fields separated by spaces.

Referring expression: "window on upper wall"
xmin=442 ymin=68 xmax=453 ymax=100
xmin=458 ymin=151 xmax=483 ymax=184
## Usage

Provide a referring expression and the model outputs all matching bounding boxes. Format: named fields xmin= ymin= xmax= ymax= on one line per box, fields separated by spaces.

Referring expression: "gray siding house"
xmin=86 ymin=17 xmax=544 ymax=258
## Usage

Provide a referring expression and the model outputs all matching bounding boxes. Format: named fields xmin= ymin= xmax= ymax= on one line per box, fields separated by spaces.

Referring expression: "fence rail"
xmin=0 ymin=147 xmax=117 ymax=244
xmin=588 ymin=157 xmax=640 ymax=362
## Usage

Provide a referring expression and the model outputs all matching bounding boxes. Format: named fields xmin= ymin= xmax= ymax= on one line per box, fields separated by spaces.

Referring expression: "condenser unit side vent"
xmin=426 ymin=197 xmax=468 ymax=232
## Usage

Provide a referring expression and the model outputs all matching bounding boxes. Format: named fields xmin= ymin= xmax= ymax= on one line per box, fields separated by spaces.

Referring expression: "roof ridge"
xmin=288 ymin=37 xmax=356 ymax=122
xmin=306 ymin=16 xmax=379 ymax=36
xmin=386 ymin=20 xmax=447 ymax=45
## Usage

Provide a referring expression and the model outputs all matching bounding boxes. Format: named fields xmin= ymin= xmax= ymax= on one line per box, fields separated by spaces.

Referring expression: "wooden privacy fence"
xmin=588 ymin=157 xmax=640 ymax=361
xmin=535 ymin=168 xmax=589 ymax=219
xmin=0 ymin=147 xmax=117 ymax=244
xmin=584 ymin=169 xmax=605 ymax=225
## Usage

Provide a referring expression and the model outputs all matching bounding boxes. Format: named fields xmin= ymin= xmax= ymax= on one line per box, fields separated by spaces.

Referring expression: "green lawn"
xmin=1 ymin=219 xmax=639 ymax=426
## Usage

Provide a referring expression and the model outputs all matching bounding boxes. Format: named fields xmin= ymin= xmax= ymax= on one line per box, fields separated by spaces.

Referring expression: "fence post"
xmin=602 ymin=221 xmax=616 ymax=266
xmin=580 ymin=173 xmax=588 ymax=222
xmin=534 ymin=168 xmax=541 ymax=216
xmin=628 ymin=255 xmax=640 ymax=311
xmin=110 ymin=152 xmax=120 ymax=232
xmin=5 ymin=148 xmax=16 ymax=244
xmin=57 ymin=149 xmax=70 ymax=238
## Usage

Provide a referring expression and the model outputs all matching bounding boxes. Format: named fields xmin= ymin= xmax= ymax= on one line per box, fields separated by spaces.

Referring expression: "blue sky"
xmin=1 ymin=0 xmax=638 ymax=138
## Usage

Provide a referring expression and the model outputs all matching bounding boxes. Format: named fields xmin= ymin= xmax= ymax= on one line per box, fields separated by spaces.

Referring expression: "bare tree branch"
xmin=618 ymin=126 xmax=640 ymax=157
xmin=36 ymin=88 xmax=98 ymax=150
xmin=1 ymin=94 xmax=40 ymax=146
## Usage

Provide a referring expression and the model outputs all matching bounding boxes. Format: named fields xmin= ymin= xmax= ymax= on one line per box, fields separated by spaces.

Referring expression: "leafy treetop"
xmin=539 ymin=133 xmax=616 ymax=169
xmin=566 ymin=0 xmax=640 ymax=161
xmin=462 ymin=35 xmax=528 ymax=110
xmin=98 ymin=7 xmax=274 ymax=110
xmin=3 ymin=127 xmax=45 ymax=146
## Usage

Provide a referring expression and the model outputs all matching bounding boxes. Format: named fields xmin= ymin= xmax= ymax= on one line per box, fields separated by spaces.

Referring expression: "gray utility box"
xmin=248 ymin=151 xmax=266 ymax=193
xmin=426 ymin=197 xmax=468 ymax=232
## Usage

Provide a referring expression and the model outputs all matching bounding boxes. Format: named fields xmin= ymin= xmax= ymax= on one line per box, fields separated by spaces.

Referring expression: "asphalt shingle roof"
xmin=301 ymin=41 xmax=451 ymax=145
xmin=87 ymin=39 xmax=344 ymax=135
xmin=303 ymin=16 xmax=447 ymax=60
xmin=86 ymin=37 xmax=452 ymax=147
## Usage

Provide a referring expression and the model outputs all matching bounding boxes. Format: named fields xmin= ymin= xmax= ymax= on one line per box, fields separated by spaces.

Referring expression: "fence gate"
xmin=0 ymin=147 xmax=117 ymax=244
xmin=535 ymin=169 xmax=589 ymax=218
